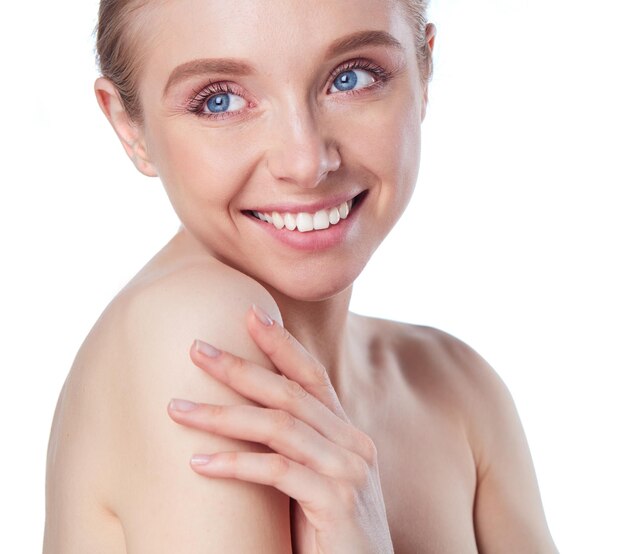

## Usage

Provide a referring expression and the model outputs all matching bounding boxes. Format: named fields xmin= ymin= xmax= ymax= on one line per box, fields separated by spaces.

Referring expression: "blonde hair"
xmin=401 ymin=0 xmax=434 ymax=84
xmin=94 ymin=0 xmax=152 ymax=124
xmin=94 ymin=0 xmax=432 ymax=126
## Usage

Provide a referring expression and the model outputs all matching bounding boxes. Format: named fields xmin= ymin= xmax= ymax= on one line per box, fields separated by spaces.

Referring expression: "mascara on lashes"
xmin=184 ymin=58 xmax=397 ymax=120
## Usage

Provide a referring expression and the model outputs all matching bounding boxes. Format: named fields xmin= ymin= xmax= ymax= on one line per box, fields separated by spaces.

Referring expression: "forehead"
xmin=139 ymin=0 xmax=413 ymax=87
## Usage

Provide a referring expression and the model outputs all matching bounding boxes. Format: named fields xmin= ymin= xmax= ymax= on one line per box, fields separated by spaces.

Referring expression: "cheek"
xmin=146 ymin=86 xmax=421 ymax=233
xmin=336 ymin=90 xmax=422 ymax=221
xmin=146 ymin=121 xmax=253 ymax=216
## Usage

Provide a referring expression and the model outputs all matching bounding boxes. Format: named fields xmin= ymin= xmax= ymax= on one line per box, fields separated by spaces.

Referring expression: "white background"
xmin=1 ymin=0 xmax=624 ymax=552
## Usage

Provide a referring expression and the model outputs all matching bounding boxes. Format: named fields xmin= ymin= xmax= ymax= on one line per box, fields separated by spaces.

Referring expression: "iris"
xmin=333 ymin=70 xmax=358 ymax=92
xmin=207 ymin=94 xmax=229 ymax=113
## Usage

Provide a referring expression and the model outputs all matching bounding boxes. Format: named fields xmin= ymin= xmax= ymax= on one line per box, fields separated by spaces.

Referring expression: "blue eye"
xmin=330 ymin=68 xmax=376 ymax=93
xmin=207 ymin=93 xmax=229 ymax=113
xmin=204 ymin=90 xmax=246 ymax=115
xmin=187 ymin=59 xmax=391 ymax=120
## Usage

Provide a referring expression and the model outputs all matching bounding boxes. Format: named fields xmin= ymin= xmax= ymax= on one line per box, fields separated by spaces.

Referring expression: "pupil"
xmin=208 ymin=93 xmax=229 ymax=113
xmin=334 ymin=70 xmax=358 ymax=92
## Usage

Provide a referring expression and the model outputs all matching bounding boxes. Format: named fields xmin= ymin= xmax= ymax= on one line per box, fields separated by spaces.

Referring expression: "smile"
xmin=244 ymin=191 xmax=366 ymax=233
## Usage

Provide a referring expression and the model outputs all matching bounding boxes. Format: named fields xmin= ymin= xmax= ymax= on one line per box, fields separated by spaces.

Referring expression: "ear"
xmin=94 ymin=77 xmax=158 ymax=177
xmin=420 ymin=22 xmax=437 ymax=123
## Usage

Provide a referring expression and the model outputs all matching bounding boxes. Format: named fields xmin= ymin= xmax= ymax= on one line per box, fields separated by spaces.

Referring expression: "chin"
xmin=255 ymin=261 xmax=366 ymax=303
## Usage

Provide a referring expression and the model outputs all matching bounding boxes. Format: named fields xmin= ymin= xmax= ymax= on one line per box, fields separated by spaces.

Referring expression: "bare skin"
xmin=45 ymin=229 xmax=557 ymax=553
xmin=45 ymin=0 xmax=558 ymax=551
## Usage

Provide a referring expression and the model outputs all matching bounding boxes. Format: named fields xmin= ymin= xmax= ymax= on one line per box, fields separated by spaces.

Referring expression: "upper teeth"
xmin=252 ymin=199 xmax=354 ymax=232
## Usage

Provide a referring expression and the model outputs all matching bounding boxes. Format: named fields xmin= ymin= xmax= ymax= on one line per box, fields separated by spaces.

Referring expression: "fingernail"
xmin=169 ymin=398 xmax=198 ymax=412
xmin=252 ymin=304 xmax=274 ymax=327
xmin=194 ymin=339 xmax=221 ymax=357
xmin=191 ymin=454 xmax=214 ymax=466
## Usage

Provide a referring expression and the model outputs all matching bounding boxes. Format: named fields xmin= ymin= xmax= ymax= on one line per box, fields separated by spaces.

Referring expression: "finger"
xmin=168 ymin=400 xmax=364 ymax=479
xmin=189 ymin=450 xmax=343 ymax=526
xmin=189 ymin=342 xmax=373 ymax=461
xmin=247 ymin=304 xmax=348 ymax=420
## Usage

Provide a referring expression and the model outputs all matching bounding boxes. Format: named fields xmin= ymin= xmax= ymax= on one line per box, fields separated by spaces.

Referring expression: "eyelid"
xmin=326 ymin=58 xmax=392 ymax=95
xmin=186 ymin=57 xmax=392 ymax=121
xmin=183 ymin=81 xmax=250 ymax=122
xmin=328 ymin=58 xmax=387 ymax=81
xmin=186 ymin=81 xmax=245 ymax=108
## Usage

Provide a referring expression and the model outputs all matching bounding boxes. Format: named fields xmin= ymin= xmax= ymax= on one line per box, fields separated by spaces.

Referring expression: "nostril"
xmin=266 ymin=147 xmax=335 ymax=189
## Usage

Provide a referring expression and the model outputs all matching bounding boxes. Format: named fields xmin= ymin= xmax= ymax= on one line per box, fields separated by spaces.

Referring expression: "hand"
xmin=167 ymin=304 xmax=394 ymax=554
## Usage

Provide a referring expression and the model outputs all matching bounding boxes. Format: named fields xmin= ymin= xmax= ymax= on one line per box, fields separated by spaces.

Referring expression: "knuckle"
xmin=206 ymin=404 xmax=225 ymax=418
xmin=231 ymin=354 xmax=247 ymax=374
xmin=355 ymin=431 xmax=378 ymax=465
xmin=311 ymin=360 xmax=330 ymax=386
xmin=284 ymin=377 xmax=308 ymax=401
xmin=348 ymin=455 xmax=371 ymax=487
xmin=278 ymin=324 xmax=293 ymax=346
xmin=221 ymin=451 xmax=238 ymax=467
xmin=222 ymin=354 xmax=246 ymax=383
xmin=271 ymin=409 xmax=297 ymax=432
xmin=267 ymin=453 xmax=291 ymax=482
xmin=268 ymin=324 xmax=293 ymax=357
xmin=335 ymin=481 xmax=359 ymax=515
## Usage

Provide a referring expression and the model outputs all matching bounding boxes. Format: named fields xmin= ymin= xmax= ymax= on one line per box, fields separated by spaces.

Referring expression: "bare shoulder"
xmin=123 ymin=257 xmax=283 ymax=367
xmin=355 ymin=314 xmax=558 ymax=553
xmin=44 ymin=282 xmax=131 ymax=553
xmin=352 ymin=313 xmax=495 ymax=402
xmin=358 ymin=314 xmax=534 ymax=472
xmin=45 ymin=258 xmax=291 ymax=553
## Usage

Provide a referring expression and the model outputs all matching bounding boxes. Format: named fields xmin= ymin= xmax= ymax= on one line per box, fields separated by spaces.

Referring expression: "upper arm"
xmin=439 ymin=333 xmax=559 ymax=554
xmin=109 ymin=265 xmax=292 ymax=553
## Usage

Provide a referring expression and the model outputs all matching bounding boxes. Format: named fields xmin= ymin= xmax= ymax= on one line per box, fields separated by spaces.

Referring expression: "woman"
xmin=44 ymin=0 xmax=558 ymax=552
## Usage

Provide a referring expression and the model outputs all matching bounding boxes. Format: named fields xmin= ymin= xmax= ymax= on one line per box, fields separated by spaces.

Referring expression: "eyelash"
xmin=186 ymin=59 xmax=392 ymax=121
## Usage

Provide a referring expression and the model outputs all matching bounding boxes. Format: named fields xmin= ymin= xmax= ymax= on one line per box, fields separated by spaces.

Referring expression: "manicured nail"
xmin=191 ymin=454 xmax=214 ymax=466
xmin=169 ymin=398 xmax=197 ymax=412
xmin=194 ymin=339 xmax=221 ymax=357
xmin=252 ymin=304 xmax=274 ymax=327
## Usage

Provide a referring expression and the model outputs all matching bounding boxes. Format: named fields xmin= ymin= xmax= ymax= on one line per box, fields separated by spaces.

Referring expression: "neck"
xmin=262 ymin=283 xmax=353 ymax=388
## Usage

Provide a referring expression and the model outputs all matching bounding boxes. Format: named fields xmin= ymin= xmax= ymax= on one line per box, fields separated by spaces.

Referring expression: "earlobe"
xmin=93 ymin=77 xmax=158 ymax=177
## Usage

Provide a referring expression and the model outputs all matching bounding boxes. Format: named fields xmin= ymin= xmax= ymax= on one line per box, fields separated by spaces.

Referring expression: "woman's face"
xmin=133 ymin=0 xmax=427 ymax=301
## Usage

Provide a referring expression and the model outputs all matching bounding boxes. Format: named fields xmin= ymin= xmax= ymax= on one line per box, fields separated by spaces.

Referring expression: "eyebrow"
xmin=162 ymin=29 xmax=404 ymax=98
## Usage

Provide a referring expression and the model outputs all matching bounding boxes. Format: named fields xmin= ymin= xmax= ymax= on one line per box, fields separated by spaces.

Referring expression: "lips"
xmin=243 ymin=190 xmax=367 ymax=233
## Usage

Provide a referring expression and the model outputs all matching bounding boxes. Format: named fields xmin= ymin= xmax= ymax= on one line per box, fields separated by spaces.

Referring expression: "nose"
xmin=265 ymin=100 xmax=341 ymax=189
